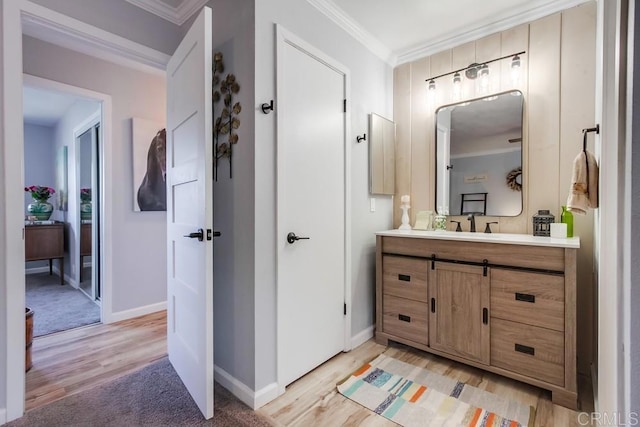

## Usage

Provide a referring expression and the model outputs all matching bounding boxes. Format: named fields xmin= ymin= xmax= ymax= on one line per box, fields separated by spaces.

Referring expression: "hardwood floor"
xmin=258 ymin=340 xmax=595 ymax=427
xmin=26 ymin=313 xmax=594 ymax=426
xmin=25 ymin=310 xmax=167 ymax=412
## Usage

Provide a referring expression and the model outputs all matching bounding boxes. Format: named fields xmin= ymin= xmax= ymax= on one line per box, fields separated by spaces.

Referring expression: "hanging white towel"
xmin=566 ymin=150 xmax=599 ymax=215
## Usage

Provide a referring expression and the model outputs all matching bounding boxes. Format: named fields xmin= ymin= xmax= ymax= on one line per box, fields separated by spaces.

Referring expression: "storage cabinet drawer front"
xmin=381 ymin=236 xmax=564 ymax=271
xmin=383 ymin=255 xmax=428 ymax=302
xmin=383 ymin=295 xmax=428 ymax=345
xmin=491 ymin=269 xmax=565 ymax=331
xmin=491 ymin=318 xmax=564 ymax=386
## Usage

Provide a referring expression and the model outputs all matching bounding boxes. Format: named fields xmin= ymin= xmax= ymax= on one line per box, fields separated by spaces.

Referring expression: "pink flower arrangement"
xmin=80 ymin=188 xmax=91 ymax=203
xmin=24 ymin=185 xmax=55 ymax=202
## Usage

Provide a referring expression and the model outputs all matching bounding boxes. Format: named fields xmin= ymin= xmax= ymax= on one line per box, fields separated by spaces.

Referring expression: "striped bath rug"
xmin=337 ymin=354 xmax=535 ymax=427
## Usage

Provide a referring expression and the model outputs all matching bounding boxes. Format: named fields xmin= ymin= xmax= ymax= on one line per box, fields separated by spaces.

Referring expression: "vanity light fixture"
xmin=424 ymin=50 xmax=526 ymax=97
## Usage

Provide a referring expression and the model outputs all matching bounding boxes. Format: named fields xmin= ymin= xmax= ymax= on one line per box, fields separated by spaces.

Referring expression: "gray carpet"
xmin=8 ymin=358 xmax=272 ymax=427
xmin=26 ymin=272 xmax=100 ymax=336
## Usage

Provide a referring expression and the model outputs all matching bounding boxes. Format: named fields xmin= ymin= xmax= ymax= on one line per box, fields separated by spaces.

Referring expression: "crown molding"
xmin=306 ymin=0 xmax=396 ymax=65
xmin=125 ymin=0 xmax=207 ymax=26
xmin=396 ymin=0 xmax=592 ymax=65
xmin=21 ymin=1 xmax=170 ymax=75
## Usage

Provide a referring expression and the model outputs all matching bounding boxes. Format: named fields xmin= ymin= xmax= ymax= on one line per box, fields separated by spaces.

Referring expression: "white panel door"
xmin=277 ymin=29 xmax=347 ymax=387
xmin=166 ymin=7 xmax=214 ymax=419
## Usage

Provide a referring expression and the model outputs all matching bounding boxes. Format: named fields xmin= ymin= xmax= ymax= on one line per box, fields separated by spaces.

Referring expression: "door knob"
xmin=287 ymin=232 xmax=310 ymax=244
xmin=184 ymin=228 xmax=204 ymax=242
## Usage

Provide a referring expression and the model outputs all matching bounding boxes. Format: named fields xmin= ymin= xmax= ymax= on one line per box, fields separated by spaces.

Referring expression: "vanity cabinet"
xmin=375 ymin=231 xmax=579 ymax=409
xmin=429 ymin=262 xmax=490 ymax=365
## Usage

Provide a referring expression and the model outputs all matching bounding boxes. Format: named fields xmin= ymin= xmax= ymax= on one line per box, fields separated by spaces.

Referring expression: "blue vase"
xmin=27 ymin=200 xmax=53 ymax=220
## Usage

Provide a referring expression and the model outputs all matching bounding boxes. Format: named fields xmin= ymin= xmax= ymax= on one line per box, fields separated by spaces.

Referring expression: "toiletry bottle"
xmin=561 ymin=206 xmax=573 ymax=238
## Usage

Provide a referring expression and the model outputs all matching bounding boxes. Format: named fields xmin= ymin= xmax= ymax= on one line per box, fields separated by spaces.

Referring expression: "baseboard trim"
xmin=25 ymin=266 xmax=72 ymax=287
xmin=214 ymin=365 xmax=279 ymax=410
xmin=104 ymin=301 xmax=166 ymax=324
xmin=25 ymin=266 xmax=50 ymax=275
xmin=0 ymin=408 xmax=7 ymax=425
xmin=351 ymin=325 xmax=374 ymax=349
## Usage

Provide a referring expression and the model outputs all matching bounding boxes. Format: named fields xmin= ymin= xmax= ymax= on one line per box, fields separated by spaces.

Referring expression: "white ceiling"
xmin=23 ymin=86 xmax=84 ymax=127
xmin=126 ymin=0 xmax=591 ymax=65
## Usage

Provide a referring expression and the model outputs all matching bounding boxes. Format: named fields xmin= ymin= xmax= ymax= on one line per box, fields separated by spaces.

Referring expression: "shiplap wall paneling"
xmin=560 ymin=2 xmax=597 ymax=376
xmin=527 ymin=13 xmax=562 ymax=234
xmin=498 ymin=24 xmax=530 ymax=234
xmin=393 ymin=64 xmax=412 ymax=227
xmin=409 ymin=57 xmax=430 ymax=226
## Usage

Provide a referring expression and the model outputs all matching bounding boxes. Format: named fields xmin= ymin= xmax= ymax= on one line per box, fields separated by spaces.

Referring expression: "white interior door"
xmin=277 ymin=28 xmax=348 ymax=387
xmin=166 ymin=7 xmax=214 ymax=419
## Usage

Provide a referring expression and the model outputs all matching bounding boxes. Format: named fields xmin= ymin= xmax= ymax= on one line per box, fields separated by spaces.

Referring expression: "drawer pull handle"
xmin=515 ymin=343 xmax=535 ymax=356
xmin=482 ymin=307 xmax=488 ymax=324
xmin=515 ymin=293 xmax=536 ymax=303
xmin=398 ymin=314 xmax=411 ymax=322
xmin=398 ymin=274 xmax=411 ymax=282
xmin=431 ymin=298 xmax=436 ymax=313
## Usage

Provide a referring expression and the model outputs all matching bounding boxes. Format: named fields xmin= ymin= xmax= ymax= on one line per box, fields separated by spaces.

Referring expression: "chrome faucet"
xmin=467 ymin=214 xmax=476 ymax=232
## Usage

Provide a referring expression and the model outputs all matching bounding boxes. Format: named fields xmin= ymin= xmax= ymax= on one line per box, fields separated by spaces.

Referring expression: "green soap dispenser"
xmin=561 ymin=206 xmax=574 ymax=238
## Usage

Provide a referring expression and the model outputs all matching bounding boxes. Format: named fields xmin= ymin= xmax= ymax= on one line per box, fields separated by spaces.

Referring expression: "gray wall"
xmin=23 ymin=124 xmax=55 ymax=213
xmin=23 ymin=35 xmax=167 ymax=313
xmin=29 ymin=0 xmax=182 ymax=55
xmin=23 ymin=123 xmax=56 ymax=270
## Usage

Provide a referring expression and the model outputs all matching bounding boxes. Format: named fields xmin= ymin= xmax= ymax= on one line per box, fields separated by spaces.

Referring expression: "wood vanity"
xmin=375 ymin=230 xmax=579 ymax=409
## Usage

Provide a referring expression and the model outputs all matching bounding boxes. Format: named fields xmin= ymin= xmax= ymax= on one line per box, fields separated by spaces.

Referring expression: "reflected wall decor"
xmin=132 ymin=117 xmax=166 ymax=211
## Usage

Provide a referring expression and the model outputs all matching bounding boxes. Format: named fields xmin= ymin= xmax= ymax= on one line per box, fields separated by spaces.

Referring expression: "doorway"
xmin=276 ymin=26 xmax=352 ymax=389
xmin=23 ymin=79 xmax=103 ymax=339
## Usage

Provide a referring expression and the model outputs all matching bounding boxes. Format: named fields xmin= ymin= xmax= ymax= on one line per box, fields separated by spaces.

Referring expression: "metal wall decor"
xmin=213 ymin=52 xmax=242 ymax=180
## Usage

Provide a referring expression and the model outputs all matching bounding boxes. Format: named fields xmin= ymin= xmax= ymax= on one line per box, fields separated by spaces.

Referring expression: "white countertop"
xmin=376 ymin=229 xmax=580 ymax=249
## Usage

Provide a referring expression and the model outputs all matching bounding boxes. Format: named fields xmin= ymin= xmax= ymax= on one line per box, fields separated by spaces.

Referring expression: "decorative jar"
xmin=26 ymin=200 xmax=53 ymax=220
xmin=561 ymin=206 xmax=574 ymax=238
xmin=532 ymin=209 xmax=554 ymax=236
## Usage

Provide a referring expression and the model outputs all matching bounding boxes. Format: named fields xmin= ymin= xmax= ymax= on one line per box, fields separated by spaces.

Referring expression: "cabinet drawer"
xmin=382 ymin=295 xmax=428 ymax=345
xmin=383 ymin=255 xmax=428 ymax=302
xmin=491 ymin=318 xmax=564 ymax=386
xmin=491 ymin=269 xmax=564 ymax=331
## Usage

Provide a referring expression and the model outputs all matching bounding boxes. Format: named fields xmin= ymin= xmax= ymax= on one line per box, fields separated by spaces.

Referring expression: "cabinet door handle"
xmin=482 ymin=307 xmax=488 ymax=324
xmin=398 ymin=314 xmax=411 ymax=322
xmin=398 ymin=274 xmax=411 ymax=282
xmin=431 ymin=298 xmax=436 ymax=313
xmin=515 ymin=292 xmax=536 ymax=303
xmin=515 ymin=343 xmax=535 ymax=356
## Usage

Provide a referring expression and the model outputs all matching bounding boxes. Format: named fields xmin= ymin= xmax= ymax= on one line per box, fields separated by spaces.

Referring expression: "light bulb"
xmin=479 ymin=65 xmax=490 ymax=93
xmin=428 ymin=79 xmax=436 ymax=91
xmin=452 ymin=72 xmax=462 ymax=101
xmin=511 ymin=55 xmax=521 ymax=86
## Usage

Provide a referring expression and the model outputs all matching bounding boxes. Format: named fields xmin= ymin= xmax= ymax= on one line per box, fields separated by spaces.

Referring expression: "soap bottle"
xmin=434 ymin=206 xmax=447 ymax=231
xmin=561 ymin=206 xmax=574 ymax=238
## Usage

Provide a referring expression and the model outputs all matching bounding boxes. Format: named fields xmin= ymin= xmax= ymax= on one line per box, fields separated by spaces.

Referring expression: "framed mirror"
xmin=435 ymin=90 xmax=523 ymax=216
xmin=369 ymin=113 xmax=395 ymax=195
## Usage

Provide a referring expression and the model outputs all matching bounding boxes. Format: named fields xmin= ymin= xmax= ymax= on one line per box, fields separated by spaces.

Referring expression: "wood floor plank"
xmin=25 ymin=310 xmax=167 ymax=412
xmin=26 ymin=312 xmax=594 ymax=426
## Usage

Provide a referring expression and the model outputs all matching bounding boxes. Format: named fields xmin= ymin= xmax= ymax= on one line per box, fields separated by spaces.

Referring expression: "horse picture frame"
xmin=132 ymin=117 xmax=166 ymax=212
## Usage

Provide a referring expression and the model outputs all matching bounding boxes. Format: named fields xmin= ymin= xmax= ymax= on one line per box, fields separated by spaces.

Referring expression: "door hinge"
xmin=344 ymin=303 xmax=347 ymax=315
xmin=343 ymin=99 xmax=347 ymax=113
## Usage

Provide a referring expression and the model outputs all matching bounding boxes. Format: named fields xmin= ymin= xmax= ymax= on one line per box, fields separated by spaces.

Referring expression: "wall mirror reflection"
xmin=435 ymin=90 xmax=523 ymax=216
xmin=369 ymin=113 xmax=395 ymax=195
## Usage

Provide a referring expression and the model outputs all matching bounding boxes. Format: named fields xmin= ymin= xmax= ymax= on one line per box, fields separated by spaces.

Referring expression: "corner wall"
xmin=393 ymin=2 xmax=597 ymax=375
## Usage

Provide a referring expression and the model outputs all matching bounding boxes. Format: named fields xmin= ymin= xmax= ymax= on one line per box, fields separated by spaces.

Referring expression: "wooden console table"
xmin=25 ymin=222 xmax=64 ymax=285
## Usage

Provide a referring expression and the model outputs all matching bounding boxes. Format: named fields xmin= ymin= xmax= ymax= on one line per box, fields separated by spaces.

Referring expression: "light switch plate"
xmin=370 ymin=198 xmax=376 ymax=212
